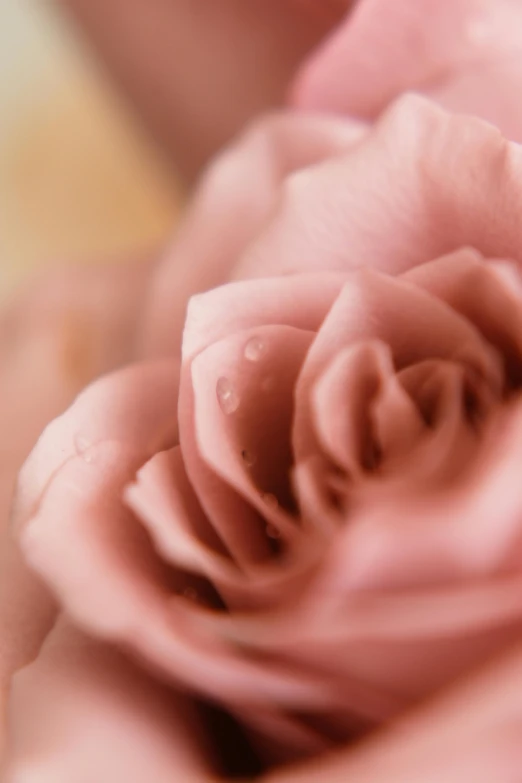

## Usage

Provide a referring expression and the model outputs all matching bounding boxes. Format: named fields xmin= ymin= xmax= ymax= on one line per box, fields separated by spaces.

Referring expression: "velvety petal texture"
xmin=294 ymin=0 xmax=522 ymax=145
xmin=235 ymin=95 xmax=522 ymax=280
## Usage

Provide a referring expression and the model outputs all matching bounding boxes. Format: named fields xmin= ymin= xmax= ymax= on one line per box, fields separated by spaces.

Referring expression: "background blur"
xmin=0 ymin=0 xmax=180 ymax=301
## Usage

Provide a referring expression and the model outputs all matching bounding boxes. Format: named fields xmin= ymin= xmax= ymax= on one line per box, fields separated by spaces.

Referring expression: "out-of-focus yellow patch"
xmin=0 ymin=0 xmax=181 ymax=298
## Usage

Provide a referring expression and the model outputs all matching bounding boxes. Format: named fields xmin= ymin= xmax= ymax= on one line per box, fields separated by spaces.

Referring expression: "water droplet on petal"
xmin=74 ymin=434 xmax=91 ymax=454
xmin=244 ymin=336 xmax=267 ymax=362
xmin=241 ymin=449 xmax=256 ymax=467
xmin=75 ymin=435 xmax=96 ymax=463
xmin=265 ymin=523 xmax=281 ymax=539
xmin=262 ymin=492 xmax=279 ymax=510
xmin=216 ymin=377 xmax=240 ymax=414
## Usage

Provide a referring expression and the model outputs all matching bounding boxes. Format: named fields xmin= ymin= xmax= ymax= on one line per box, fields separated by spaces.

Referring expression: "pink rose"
xmin=58 ymin=0 xmax=522 ymax=179
xmin=6 ymin=94 xmax=522 ymax=780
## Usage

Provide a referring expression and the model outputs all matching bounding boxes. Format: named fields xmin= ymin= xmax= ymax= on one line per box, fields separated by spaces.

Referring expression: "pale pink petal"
xmin=293 ymin=0 xmax=522 ymax=144
xmin=235 ymin=95 xmax=522 ymax=280
xmin=0 ymin=258 xmax=151 ymax=750
xmin=125 ymin=448 xmax=314 ymax=612
xmin=140 ymin=114 xmax=365 ymax=357
xmin=220 ymin=569 xmax=522 ymax=702
xmin=293 ymin=455 xmax=345 ymax=535
xmin=294 ymin=267 xmax=500 ymax=462
xmin=388 ymin=360 xmax=483 ymax=486
xmin=13 ymin=360 xmax=180 ymax=531
xmin=329 ymin=403 xmax=522 ymax=591
xmin=3 ymin=621 xmax=212 ymax=783
xmin=267 ymin=645 xmax=522 ymax=783
xmin=175 ymin=274 xmax=346 ymax=574
xmin=182 ymin=273 xmax=346 ymax=363
xmin=428 ymin=56 xmax=522 ymax=143
xmin=404 ymin=248 xmax=522 ymax=383
xmin=189 ymin=325 xmax=314 ymax=552
xmin=311 ymin=340 xmax=424 ymax=475
xmin=14 ymin=362 xmax=338 ymax=709
xmin=125 ymin=447 xmax=238 ymax=586
xmin=14 ymin=363 xmax=179 ymax=644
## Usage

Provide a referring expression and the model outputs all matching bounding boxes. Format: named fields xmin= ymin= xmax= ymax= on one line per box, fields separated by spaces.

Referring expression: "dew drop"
xmin=74 ymin=434 xmax=91 ymax=454
xmin=241 ymin=449 xmax=256 ymax=467
xmin=265 ymin=523 xmax=281 ymax=540
xmin=216 ymin=377 xmax=240 ymax=414
xmin=244 ymin=336 xmax=267 ymax=362
xmin=75 ymin=435 xmax=95 ymax=463
xmin=262 ymin=492 xmax=279 ymax=510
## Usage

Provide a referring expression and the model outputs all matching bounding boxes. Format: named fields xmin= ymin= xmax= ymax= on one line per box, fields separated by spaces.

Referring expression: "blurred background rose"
xmin=0 ymin=0 xmax=349 ymax=300
xmin=0 ymin=0 xmax=180 ymax=300
xmin=56 ymin=0 xmax=349 ymax=181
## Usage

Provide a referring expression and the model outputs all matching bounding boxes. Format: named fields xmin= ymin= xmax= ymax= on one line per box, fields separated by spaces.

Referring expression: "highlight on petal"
xmin=182 ymin=273 xmax=346 ymax=363
xmin=140 ymin=113 xmax=365 ymax=357
xmin=235 ymin=94 xmax=522 ymax=280
xmin=293 ymin=0 xmax=522 ymax=145
xmin=13 ymin=360 xmax=180 ymax=532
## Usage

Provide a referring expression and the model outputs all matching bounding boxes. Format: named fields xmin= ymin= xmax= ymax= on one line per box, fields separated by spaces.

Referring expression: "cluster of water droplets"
xmin=74 ymin=434 xmax=95 ymax=464
xmin=216 ymin=336 xmax=272 ymax=416
xmin=215 ymin=335 xmax=281 ymax=541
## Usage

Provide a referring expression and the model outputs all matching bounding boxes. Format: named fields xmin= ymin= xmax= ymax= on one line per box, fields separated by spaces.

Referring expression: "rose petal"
xmin=404 ymin=248 xmax=522 ymax=384
xmin=293 ymin=0 xmax=522 ymax=145
xmin=125 ymin=447 xmax=239 ymax=586
xmin=13 ymin=360 xmax=180 ymax=532
xmin=3 ymin=620 xmax=212 ymax=782
xmin=141 ymin=114 xmax=364 ymax=356
xmin=182 ymin=272 xmax=347 ymax=363
xmin=330 ymin=402 xmax=522 ymax=591
xmin=235 ymin=95 xmax=522 ymax=280
xmin=427 ymin=56 xmax=522 ymax=143
xmin=219 ymin=570 xmax=522 ymax=702
xmin=14 ymin=359 xmax=341 ymax=709
xmin=189 ymin=325 xmax=314 ymax=551
xmin=311 ymin=340 xmax=424 ymax=475
xmin=0 ymin=258 xmax=151 ymax=751
xmin=294 ymin=267 xmax=500 ymax=462
xmin=267 ymin=644 xmax=522 ymax=783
